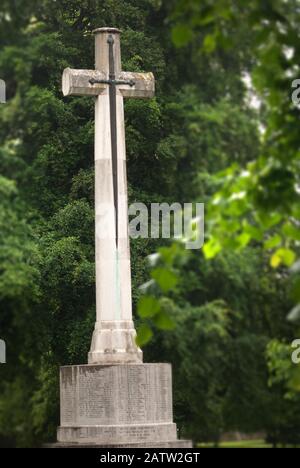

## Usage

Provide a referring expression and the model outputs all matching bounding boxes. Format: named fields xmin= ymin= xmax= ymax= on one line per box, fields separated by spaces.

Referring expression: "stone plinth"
xmin=88 ymin=320 xmax=142 ymax=365
xmin=56 ymin=363 xmax=192 ymax=448
xmin=46 ymin=440 xmax=192 ymax=448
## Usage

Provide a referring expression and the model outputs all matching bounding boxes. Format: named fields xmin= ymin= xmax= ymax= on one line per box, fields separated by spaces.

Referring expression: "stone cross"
xmin=62 ymin=27 xmax=155 ymax=364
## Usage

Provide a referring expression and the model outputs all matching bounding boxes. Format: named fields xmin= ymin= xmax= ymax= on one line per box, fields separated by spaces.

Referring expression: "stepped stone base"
xmin=56 ymin=363 xmax=192 ymax=448
xmin=46 ymin=440 xmax=192 ymax=448
xmin=88 ymin=321 xmax=143 ymax=365
xmin=58 ymin=423 xmax=177 ymax=444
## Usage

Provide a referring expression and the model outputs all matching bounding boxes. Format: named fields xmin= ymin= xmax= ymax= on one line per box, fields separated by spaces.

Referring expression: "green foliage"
xmin=0 ymin=0 xmax=298 ymax=447
xmin=170 ymin=0 xmax=300 ymax=324
xmin=147 ymin=299 xmax=230 ymax=441
xmin=138 ymin=295 xmax=161 ymax=318
xmin=137 ymin=242 xmax=185 ymax=344
xmin=0 ymin=177 xmax=39 ymax=299
xmin=142 ymin=244 xmax=294 ymax=439
xmin=265 ymin=340 xmax=300 ymax=445
xmin=165 ymin=0 xmax=300 ymax=403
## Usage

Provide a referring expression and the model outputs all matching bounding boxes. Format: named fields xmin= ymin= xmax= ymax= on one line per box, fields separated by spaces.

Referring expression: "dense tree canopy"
xmin=0 ymin=0 xmax=299 ymax=447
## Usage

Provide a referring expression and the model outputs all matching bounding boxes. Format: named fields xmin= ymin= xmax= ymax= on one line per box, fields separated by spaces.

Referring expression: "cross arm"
xmin=62 ymin=68 xmax=107 ymax=96
xmin=117 ymin=72 xmax=155 ymax=99
xmin=62 ymin=68 xmax=155 ymax=99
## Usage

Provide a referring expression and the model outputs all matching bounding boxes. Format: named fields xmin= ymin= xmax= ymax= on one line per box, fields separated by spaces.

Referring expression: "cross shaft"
xmin=62 ymin=27 xmax=155 ymax=365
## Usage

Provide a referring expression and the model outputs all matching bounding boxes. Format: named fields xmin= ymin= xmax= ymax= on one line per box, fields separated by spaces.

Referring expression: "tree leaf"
xmin=151 ymin=267 xmax=178 ymax=293
xmin=203 ymin=34 xmax=217 ymax=53
xmin=138 ymin=295 xmax=161 ymax=318
xmin=243 ymin=222 xmax=263 ymax=241
xmin=282 ymin=222 xmax=300 ymax=241
xmin=271 ymin=248 xmax=296 ymax=268
xmin=203 ymin=238 xmax=222 ymax=259
xmin=264 ymin=234 xmax=282 ymax=250
xmin=158 ymin=243 xmax=181 ymax=266
xmin=171 ymin=24 xmax=193 ymax=47
xmin=152 ymin=309 xmax=175 ymax=330
xmin=257 ymin=212 xmax=282 ymax=229
xmin=136 ymin=324 xmax=153 ymax=347
xmin=237 ymin=232 xmax=251 ymax=248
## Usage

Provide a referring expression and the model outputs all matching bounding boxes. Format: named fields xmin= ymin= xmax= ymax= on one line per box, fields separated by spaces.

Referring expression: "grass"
xmin=197 ymin=439 xmax=299 ymax=448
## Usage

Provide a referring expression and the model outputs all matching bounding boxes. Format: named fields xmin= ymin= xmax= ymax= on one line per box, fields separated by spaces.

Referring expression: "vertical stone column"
xmin=88 ymin=28 xmax=142 ymax=365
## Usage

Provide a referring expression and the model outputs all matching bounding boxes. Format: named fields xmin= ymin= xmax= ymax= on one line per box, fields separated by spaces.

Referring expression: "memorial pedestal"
xmin=52 ymin=363 xmax=192 ymax=448
xmin=50 ymin=28 xmax=193 ymax=450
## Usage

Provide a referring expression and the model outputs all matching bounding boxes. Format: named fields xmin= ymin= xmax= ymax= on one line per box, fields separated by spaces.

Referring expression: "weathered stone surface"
xmin=62 ymin=28 xmax=155 ymax=365
xmin=55 ymin=28 xmax=192 ymax=450
xmin=62 ymin=68 xmax=155 ymax=98
xmin=46 ymin=439 xmax=193 ymax=448
xmin=88 ymin=321 xmax=142 ymax=365
xmin=58 ymin=423 xmax=177 ymax=444
xmin=60 ymin=364 xmax=173 ymax=428
xmin=62 ymin=68 xmax=106 ymax=96
xmin=56 ymin=363 xmax=192 ymax=447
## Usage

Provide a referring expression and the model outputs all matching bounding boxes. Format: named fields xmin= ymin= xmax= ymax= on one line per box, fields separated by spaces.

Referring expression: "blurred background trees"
xmin=0 ymin=0 xmax=299 ymax=447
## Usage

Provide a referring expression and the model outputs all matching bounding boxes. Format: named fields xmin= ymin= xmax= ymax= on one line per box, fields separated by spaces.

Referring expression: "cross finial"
xmin=92 ymin=27 xmax=121 ymax=34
